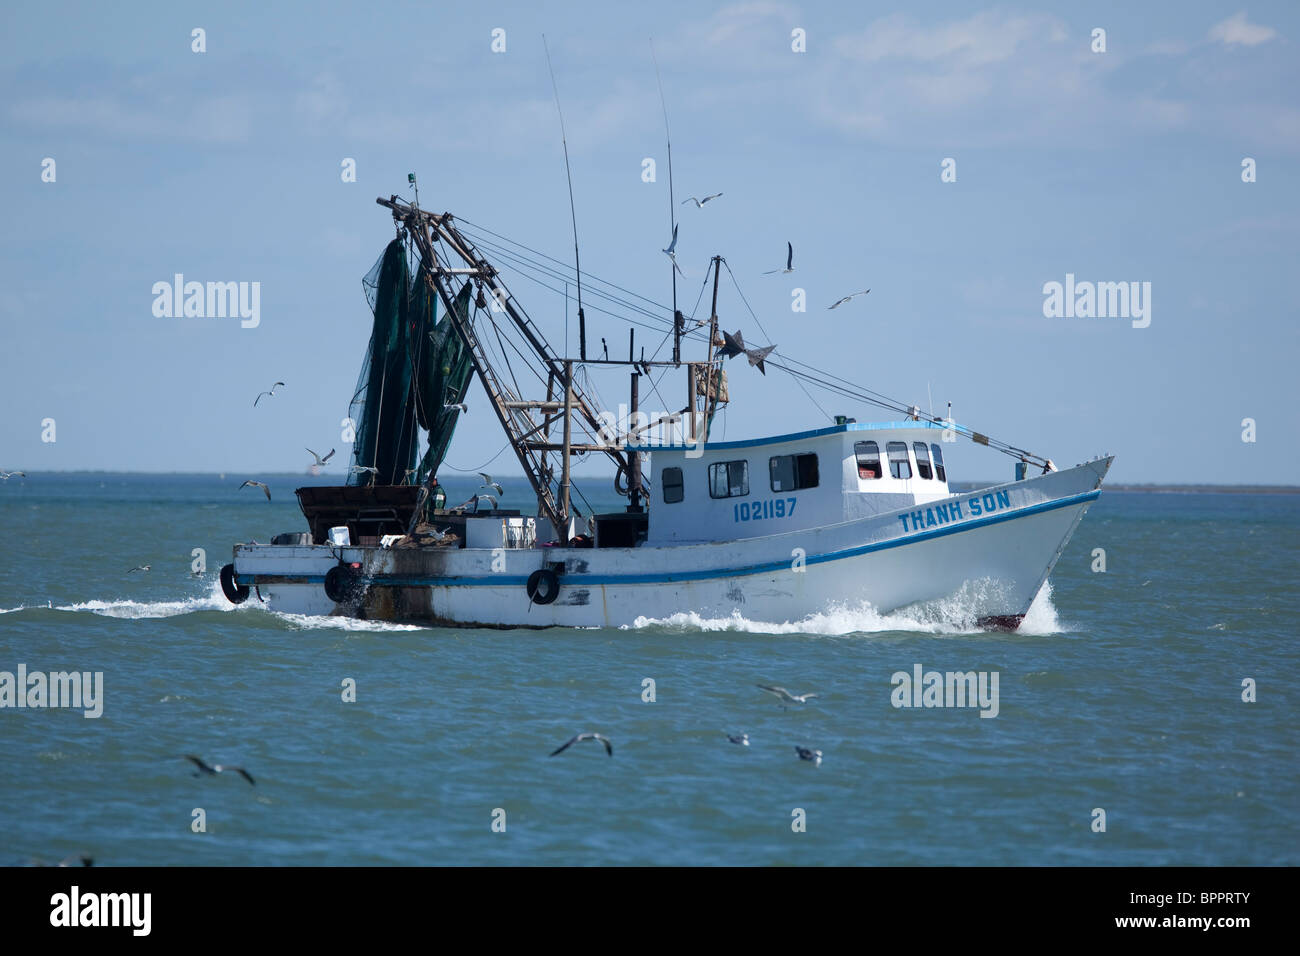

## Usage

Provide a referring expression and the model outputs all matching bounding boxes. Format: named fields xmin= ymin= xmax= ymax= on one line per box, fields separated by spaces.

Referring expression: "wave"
xmin=269 ymin=612 xmax=425 ymax=632
xmin=34 ymin=582 xmax=422 ymax=632
xmin=53 ymin=581 xmax=246 ymax=619
xmin=627 ymin=581 xmax=1063 ymax=636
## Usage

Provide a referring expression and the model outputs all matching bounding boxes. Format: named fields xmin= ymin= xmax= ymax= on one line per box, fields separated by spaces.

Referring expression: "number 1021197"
xmin=734 ymin=497 xmax=797 ymax=523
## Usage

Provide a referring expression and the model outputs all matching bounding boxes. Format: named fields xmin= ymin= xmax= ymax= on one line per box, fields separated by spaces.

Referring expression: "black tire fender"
xmin=526 ymin=568 xmax=560 ymax=605
xmin=324 ymin=564 xmax=360 ymax=604
xmin=220 ymin=563 xmax=250 ymax=605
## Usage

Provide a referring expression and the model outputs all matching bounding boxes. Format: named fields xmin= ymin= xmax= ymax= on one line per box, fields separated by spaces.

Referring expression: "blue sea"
xmin=1 ymin=474 xmax=1296 ymax=865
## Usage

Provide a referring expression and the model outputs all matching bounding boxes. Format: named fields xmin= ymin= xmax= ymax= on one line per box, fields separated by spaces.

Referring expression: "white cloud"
xmin=697 ymin=1 xmax=799 ymax=49
xmin=834 ymin=11 xmax=1051 ymax=67
xmin=1208 ymin=11 xmax=1278 ymax=47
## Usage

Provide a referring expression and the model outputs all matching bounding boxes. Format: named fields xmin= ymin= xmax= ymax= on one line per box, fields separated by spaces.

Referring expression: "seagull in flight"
xmin=478 ymin=473 xmax=504 ymax=496
xmin=762 ymin=242 xmax=794 ymax=275
xmin=350 ymin=465 xmax=378 ymax=475
xmin=454 ymin=493 xmax=497 ymax=513
xmin=795 ymin=745 xmax=823 ymax=766
xmin=662 ymin=224 xmax=684 ymax=277
xmin=253 ymin=382 xmax=285 ymax=407
xmin=239 ymin=480 xmax=271 ymax=501
xmin=549 ymin=733 xmax=613 ymax=757
xmin=178 ymin=754 xmax=256 ymax=785
xmin=127 ymin=565 xmax=151 ymax=574
xmin=757 ymin=684 xmax=819 ymax=709
xmin=681 ymin=193 xmax=722 ymax=208
xmin=306 ymin=447 xmax=336 ymax=467
xmin=444 ymin=402 xmax=468 ymax=414
xmin=0 ymin=471 xmax=26 ymax=479
xmin=829 ymin=289 xmax=870 ymax=310
xmin=726 ymin=733 xmax=750 ymax=746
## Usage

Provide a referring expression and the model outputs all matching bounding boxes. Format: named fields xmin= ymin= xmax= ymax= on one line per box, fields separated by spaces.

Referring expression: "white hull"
xmin=232 ymin=458 xmax=1110 ymax=630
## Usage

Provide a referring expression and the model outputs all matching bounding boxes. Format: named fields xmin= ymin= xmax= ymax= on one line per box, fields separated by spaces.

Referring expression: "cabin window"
xmin=708 ymin=460 xmax=749 ymax=499
xmin=662 ymin=467 xmax=684 ymax=504
xmin=913 ymin=442 xmax=933 ymax=480
xmin=769 ymin=453 xmax=819 ymax=492
xmin=887 ymin=441 xmax=912 ymax=479
xmin=930 ymin=443 xmax=947 ymax=482
xmin=854 ymin=441 xmax=882 ymax=480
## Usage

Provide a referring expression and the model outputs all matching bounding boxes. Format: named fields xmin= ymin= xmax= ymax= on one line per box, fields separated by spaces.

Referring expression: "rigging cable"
xmin=543 ymin=34 xmax=587 ymax=361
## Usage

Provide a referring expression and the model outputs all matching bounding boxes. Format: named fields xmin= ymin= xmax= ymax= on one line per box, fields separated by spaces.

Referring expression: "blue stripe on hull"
xmin=240 ymin=489 xmax=1100 ymax=589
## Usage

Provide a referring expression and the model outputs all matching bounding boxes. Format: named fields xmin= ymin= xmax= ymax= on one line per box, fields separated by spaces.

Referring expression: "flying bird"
xmin=239 ymin=480 xmax=271 ymax=501
xmin=549 ymin=733 xmax=613 ymax=757
xmin=726 ymin=733 xmax=750 ymax=746
xmin=350 ymin=465 xmax=378 ymax=475
xmin=681 ymin=193 xmax=722 ymax=207
xmin=478 ymin=473 xmax=504 ymax=496
xmin=795 ymin=745 xmax=823 ymax=766
xmin=662 ymin=224 xmax=684 ymax=277
xmin=757 ymin=684 xmax=819 ymax=709
xmin=444 ymin=402 xmax=468 ymax=414
xmin=452 ymin=493 xmax=497 ymax=513
xmin=762 ymin=242 xmax=794 ymax=275
xmin=178 ymin=754 xmax=256 ymax=785
xmin=0 ymin=471 xmax=26 ymax=479
xmin=253 ymin=382 xmax=285 ymax=407
xmin=127 ymin=565 xmax=151 ymax=574
xmin=828 ymin=289 xmax=870 ymax=310
xmin=306 ymin=447 xmax=336 ymax=467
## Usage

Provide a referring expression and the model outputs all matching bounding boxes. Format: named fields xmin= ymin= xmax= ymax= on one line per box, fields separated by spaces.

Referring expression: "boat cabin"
xmin=631 ymin=421 xmax=952 ymax=544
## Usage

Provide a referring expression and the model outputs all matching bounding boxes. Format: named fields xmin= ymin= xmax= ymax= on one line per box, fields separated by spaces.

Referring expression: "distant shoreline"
xmin=953 ymin=482 xmax=1300 ymax=495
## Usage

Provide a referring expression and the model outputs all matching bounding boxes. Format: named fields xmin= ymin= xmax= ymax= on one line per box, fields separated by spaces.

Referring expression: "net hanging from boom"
xmin=348 ymin=240 xmax=476 ymax=488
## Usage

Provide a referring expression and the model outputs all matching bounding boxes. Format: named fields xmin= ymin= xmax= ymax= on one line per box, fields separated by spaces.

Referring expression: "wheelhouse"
xmin=632 ymin=421 xmax=953 ymax=544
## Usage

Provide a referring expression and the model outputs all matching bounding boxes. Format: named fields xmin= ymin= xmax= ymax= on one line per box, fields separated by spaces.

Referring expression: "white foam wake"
xmin=40 ymin=580 xmax=424 ymax=632
xmin=627 ymin=581 xmax=1064 ymax=636
xmin=269 ymin=611 xmax=425 ymax=632
xmin=54 ymin=581 xmax=247 ymax=619
xmin=1018 ymin=581 xmax=1062 ymax=635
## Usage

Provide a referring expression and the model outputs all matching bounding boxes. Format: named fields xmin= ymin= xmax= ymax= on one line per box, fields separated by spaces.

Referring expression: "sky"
xmin=1 ymin=0 xmax=1297 ymax=485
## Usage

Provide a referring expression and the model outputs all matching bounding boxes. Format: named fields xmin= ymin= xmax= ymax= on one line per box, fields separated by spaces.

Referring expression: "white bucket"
xmin=328 ymin=526 xmax=351 ymax=547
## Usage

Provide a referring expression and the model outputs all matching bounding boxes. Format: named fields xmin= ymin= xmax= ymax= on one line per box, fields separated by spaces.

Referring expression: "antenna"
xmin=651 ymin=39 xmax=681 ymax=365
xmin=543 ymin=35 xmax=586 ymax=363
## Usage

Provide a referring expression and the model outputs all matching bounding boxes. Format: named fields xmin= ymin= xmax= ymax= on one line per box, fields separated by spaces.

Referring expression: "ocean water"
xmin=1 ymin=474 xmax=1296 ymax=866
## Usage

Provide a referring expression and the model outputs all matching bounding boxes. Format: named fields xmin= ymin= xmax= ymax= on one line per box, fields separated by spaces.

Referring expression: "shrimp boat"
xmin=220 ymin=194 xmax=1111 ymax=630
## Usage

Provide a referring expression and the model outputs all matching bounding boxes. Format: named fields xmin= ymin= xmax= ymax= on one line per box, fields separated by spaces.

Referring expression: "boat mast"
xmin=701 ymin=256 xmax=723 ymax=438
xmin=380 ymin=197 xmax=631 ymax=538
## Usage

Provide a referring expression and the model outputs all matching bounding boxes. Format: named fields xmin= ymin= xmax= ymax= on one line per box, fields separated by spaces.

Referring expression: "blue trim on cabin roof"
xmin=625 ymin=419 xmax=949 ymax=454
xmin=239 ymin=488 xmax=1098 ymax=590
